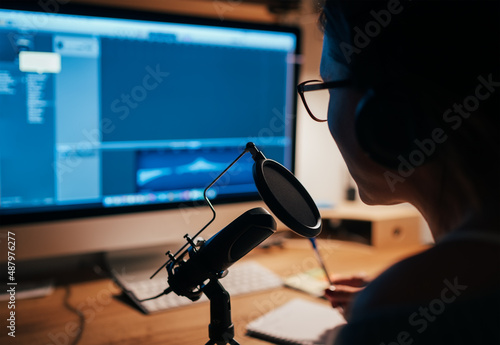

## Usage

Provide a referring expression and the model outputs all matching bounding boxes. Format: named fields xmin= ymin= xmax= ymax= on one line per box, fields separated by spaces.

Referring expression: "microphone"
xmin=145 ymin=142 xmax=322 ymax=344
xmin=149 ymin=142 xmax=322 ymax=280
xmin=166 ymin=207 xmax=276 ymax=301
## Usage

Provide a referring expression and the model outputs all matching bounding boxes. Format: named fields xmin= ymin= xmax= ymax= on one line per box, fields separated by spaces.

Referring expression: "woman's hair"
xmin=320 ymin=0 xmax=499 ymax=218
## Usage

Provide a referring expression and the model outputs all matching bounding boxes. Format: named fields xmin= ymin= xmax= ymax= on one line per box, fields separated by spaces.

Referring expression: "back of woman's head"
xmin=321 ymin=0 xmax=499 ymax=215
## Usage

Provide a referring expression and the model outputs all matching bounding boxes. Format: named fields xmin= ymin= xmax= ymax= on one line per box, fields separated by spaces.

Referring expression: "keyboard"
xmin=116 ymin=261 xmax=283 ymax=314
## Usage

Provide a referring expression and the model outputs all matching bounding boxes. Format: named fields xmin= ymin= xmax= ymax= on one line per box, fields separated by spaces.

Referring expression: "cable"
xmin=62 ymin=285 xmax=85 ymax=345
xmin=139 ymin=287 xmax=172 ymax=302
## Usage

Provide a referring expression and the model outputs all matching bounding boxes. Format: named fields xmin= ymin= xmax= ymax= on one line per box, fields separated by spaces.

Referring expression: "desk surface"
xmin=0 ymin=239 xmax=426 ymax=345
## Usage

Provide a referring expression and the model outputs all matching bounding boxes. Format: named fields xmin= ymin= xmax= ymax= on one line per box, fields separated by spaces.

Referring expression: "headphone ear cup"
xmin=355 ymin=88 xmax=425 ymax=169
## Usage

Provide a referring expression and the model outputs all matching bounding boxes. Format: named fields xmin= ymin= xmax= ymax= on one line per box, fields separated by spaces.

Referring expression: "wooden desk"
xmin=0 ymin=239 xmax=426 ymax=345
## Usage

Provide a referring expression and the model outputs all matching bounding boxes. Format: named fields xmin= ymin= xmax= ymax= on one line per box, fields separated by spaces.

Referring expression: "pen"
xmin=309 ymin=238 xmax=333 ymax=286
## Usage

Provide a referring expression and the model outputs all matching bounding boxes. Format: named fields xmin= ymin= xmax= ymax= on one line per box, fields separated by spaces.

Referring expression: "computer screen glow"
xmin=0 ymin=4 xmax=299 ymax=224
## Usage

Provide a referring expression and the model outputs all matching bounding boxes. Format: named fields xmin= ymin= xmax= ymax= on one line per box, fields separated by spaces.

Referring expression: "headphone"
xmin=354 ymin=86 xmax=434 ymax=169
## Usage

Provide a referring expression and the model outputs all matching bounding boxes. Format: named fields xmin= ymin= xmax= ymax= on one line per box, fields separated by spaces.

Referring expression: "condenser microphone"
xmin=149 ymin=142 xmax=322 ymax=281
xmin=166 ymin=207 xmax=276 ymax=301
xmin=147 ymin=142 xmax=322 ymax=345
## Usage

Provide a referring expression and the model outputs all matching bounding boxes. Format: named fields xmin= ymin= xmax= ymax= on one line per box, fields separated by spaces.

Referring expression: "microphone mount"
xmin=150 ymin=143 xmax=267 ymax=280
xmin=144 ymin=142 xmax=321 ymax=345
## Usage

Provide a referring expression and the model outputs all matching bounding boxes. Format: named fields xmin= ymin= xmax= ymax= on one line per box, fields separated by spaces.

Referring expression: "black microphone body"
xmin=145 ymin=143 xmax=321 ymax=345
xmin=167 ymin=207 xmax=276 ymax=301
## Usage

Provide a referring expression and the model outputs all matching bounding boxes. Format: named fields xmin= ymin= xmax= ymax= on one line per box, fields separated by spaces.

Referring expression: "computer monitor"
xmin=0 ymin=2 xmax=300 ymax=262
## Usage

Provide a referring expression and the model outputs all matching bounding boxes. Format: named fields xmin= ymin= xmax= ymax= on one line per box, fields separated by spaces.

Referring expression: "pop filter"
xmin=149 ymin=142 xmax=322 ymax=281
xmin=248 ymin=143 xmax=322 ymax=238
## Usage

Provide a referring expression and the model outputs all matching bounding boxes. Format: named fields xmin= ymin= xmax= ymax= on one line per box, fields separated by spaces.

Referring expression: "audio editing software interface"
xmin=0 ymin=8 xmax=297 ymax=216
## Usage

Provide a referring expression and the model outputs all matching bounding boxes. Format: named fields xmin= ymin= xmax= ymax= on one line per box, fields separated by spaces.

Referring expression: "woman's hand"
xmin=324 ymin=274 xmax=369 ymax=310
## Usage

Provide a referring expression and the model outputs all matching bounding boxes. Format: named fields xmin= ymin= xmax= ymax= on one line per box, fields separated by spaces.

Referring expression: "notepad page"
xmin=246 ymin=298 xmax=346 ymax=345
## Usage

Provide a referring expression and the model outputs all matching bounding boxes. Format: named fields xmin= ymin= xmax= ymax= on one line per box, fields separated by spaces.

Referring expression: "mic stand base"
xmin=203 ymin=279 xmax=240 ymax=345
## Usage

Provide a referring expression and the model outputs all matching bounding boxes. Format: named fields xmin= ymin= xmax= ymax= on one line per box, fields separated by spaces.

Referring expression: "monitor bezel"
xmin=0 ymin=1 xmax=301 ymax=225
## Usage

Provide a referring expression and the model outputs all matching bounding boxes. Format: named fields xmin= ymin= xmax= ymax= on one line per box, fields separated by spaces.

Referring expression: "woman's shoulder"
xmin=336 ymin=234 xmax=500 ymax=344
xmin=350 ymin=232 xmax=500 ymax=318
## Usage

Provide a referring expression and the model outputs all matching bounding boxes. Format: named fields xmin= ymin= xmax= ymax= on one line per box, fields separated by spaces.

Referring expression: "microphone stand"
xmin=200 ymin=143 xmax=264 ymax=345
xmin=147 ymin=143 xmax=269 ymax=344
xmin=203 ymin=279 xmax=239 ymax=345
xmin=144 ymin=141 xmax=321 ymax=344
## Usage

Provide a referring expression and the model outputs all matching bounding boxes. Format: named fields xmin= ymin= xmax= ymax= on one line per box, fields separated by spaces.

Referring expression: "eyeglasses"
xmin=297 ymin=79 xmax=351 ymax=122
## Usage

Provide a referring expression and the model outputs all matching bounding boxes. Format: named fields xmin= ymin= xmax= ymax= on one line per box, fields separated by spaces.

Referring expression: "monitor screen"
xmin=0 ymin=3 xmax=300 ymax=225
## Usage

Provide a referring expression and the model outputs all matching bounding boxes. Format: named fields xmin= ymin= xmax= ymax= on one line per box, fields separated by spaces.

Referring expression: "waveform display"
xmin=136 ymin=148 xmax=255 ymax=193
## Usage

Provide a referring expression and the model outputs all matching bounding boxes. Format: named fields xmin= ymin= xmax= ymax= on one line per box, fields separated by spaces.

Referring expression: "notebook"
xmin=246 ymin=298 xmax=346 ymax=345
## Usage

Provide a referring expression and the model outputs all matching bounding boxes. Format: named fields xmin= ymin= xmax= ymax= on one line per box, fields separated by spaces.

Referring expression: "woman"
xmin=298 ymin=0 xmax=500 ymax=343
